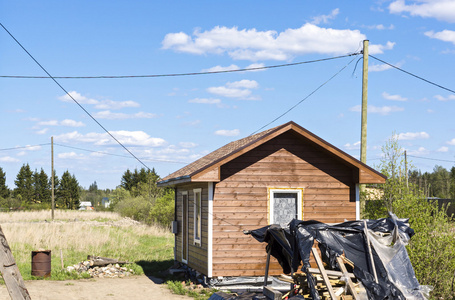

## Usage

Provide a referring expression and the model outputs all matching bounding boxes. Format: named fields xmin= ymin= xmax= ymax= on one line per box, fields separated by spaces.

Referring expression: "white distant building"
xmin=79 ymin=201 xmax=94 ymax=210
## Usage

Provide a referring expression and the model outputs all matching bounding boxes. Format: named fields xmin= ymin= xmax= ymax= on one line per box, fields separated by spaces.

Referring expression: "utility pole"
xmin=360 ymin=40 xmax=369 ymax=164
xmin=51 ymin=136 xmax=55 ymax=220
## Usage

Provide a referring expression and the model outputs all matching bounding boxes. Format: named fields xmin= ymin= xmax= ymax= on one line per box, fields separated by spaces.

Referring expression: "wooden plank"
xmin=336 ymin=257 xmax=359 ymax=300
xmin=312 ymin=248 xmax=338 ymax=300
xmin=222 ymin=175 xmax=350 ymax=183
xmin=0 ymin=226 xmax=31 ymax=300
xmin=308 ymin=267 xmax=355 ymax=279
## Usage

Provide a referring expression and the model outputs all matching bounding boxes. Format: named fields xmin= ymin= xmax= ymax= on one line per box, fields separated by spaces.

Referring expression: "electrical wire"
xmin=250 ymin=55 xmax=359 ymax=135
xmin=54 ymin=143 xmax=189 ymax=164
xmin=0 ymin=22 xmax=150 ymax=171
xmin=407 ymin=154 xmax=455 ymax=164
xmin=369 ymin=55 xmax=455 ymax=94
xmin=0 ymin=53 xmax=361 ymax=79
xmin=0 ymin=144 xmax=51 ymax=151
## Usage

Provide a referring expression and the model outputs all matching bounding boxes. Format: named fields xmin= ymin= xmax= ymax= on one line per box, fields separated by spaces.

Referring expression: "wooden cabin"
xmin=157 ymin=121 xmax=386 ymax=278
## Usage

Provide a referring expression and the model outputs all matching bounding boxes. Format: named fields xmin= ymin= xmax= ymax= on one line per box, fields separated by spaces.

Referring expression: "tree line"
xmin=0 ymin=164 xmax=174 ymax=227
xmin=408 ymin=165 xmax=455 ymax=199
xmin=0 ymin=164 xmax=80 ymax=210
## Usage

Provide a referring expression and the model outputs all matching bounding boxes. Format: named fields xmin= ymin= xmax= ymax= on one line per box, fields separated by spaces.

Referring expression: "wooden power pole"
xmin=360 ymin=40 xmax=369 ymax=164
xmin=51 ymin=136 xmax=55 ymax=220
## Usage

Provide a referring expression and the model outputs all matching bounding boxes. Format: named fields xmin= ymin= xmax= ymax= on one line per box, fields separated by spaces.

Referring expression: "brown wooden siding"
xmin=211 ymin=132 xmax=356 ymax=277
xmin=174 ymin=183 xmax=209 ymax=275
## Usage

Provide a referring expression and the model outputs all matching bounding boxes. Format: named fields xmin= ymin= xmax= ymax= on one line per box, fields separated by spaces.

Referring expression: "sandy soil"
xmin=0 ymin=275 xmax=191 ymax=300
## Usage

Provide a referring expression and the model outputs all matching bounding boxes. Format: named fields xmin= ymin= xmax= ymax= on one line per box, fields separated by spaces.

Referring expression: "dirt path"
xmin=0 ymin=275 xmax=191 ymax=300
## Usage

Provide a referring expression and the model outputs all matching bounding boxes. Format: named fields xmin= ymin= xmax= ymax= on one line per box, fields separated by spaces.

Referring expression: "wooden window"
xmin=268 ymin=188 xmax=303 ymax=226
xmin=193 ymin=188 xmax=202 ymax=246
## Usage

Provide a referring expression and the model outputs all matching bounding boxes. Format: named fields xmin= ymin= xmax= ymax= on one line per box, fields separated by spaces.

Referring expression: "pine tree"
xmin=0 ymin=167 xmax=9 ymax=199
xmin=57 ymin=170 xmax=80 ymax=209
xmin=33 ymin=168 xmax=51 ymax=204
xmin=14 ymin=163 xmax=34 ymax=204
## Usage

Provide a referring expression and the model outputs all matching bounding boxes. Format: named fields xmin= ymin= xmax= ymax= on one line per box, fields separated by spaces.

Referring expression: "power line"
xmin=407 ymin=154 xmax=455 ymax=164
xmin=0 ymin=53 xmax=361 ymax=79
xmin=251 ymin=55 xmax=359 ymax=135
xmin=0 ymin=22 xmax=150 ymax=170
xmin=0 ymin=144 xmax=51 ymax=151
xmin=53 ymin=143 xmax=189 ymax=164
xmin=369 ymin=55 xmax=455 ymax=94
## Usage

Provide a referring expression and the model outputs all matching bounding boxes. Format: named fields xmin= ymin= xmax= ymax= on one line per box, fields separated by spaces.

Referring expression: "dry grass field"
xmin=0 ymin=210 xmax=174 ymax=281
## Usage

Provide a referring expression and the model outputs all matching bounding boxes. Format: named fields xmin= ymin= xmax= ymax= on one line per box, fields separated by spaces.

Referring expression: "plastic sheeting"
xmin=245 ymin=214 xmax=431 ymax=300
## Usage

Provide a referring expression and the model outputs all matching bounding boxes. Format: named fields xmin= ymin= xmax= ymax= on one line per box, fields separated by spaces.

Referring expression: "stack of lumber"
xmin=273 ymin=250 xmax=367 ymax=300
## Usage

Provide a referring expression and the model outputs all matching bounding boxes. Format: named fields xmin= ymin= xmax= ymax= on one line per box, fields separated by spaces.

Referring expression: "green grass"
xmin=0 ymin=210 xmax=174 ymax=282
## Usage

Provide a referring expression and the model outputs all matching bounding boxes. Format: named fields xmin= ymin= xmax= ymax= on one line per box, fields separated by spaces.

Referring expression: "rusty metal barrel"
xmin=31 ymin=250 xmax=51 ymax=277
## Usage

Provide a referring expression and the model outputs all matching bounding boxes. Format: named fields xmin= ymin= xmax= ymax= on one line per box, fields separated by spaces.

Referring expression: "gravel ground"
xmin=0 ymin=275 xmax=191 ymax=300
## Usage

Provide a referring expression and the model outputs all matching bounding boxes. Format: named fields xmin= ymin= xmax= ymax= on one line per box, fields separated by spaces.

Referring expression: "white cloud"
xmin=0 ymin=156 xmax=20 ymax=163
xmin=202 ymin=64 xmax=239 ymax=72
xmin=434 ymin=94 xmax=455 ymax=101
xmin=447 ymin=138 xmax=455 ymax=145
xmin=215 ymin=129 xmax=240 ymax=137
xmin=36 ymin=128 xmax=49 ymax=135
xmin=369 ymin=41 xmax=395 ymax=54
xmin=344 ymin=141 xmax=361 ymax=150
xmin=389 ymin=0 xmax=455 ymax=23
xmin=207 ymin=86 xmax=253 ymax=99
xmin=425 ymin=30 xmax=455 ymax=45
xmin=189 ymin=98 xmax=222 ymax=104
xmin=58 ymin=91 xmax=98 ymax=105
xmin=407 ymin=147 xmax=430 ymax=156
xmin=54 ymin=131 xmax=167 ymax=147
xmin=437 ymin=146 xmax=449 ymax=152
xmin=397 ymin=132 xmax=430 ymax=140
xmin=58 ymin=152 xmax=84 ymax=159
xmin=350 ymin=105 xmax=404 ymax=115
xmin=207 ymin=80 xmax=260 ymax=100
xmin=94 ymin=100 xmax=140 ymax=110
xmin=60 ymin=119 xmax=85 ymax=127
xmin=370 ymin=63 xmax=393 ymax=72
xmin=227 ymin=79 xmax=259 ymax=89
xmin=179 ymin=142 xmax=198 ymax=148
xmin=365 ymin=24 xmax=395 ymax=30
xmin=38 ymin=120 xmax=59 ymax=126
xmin=37 ymin=119 xmax=85 ymax=127
xmin=93 ymin=110 xmax=157 ymax=120
xmin=382 ymin=92 xmax=407 ymax=101
xmin=162 ymin=24 xmax=393 ymax=61
xmin=59 ymin=91 xmax=140 ymax=110
xmin=311 ymin=9 xmax=340 ymax=25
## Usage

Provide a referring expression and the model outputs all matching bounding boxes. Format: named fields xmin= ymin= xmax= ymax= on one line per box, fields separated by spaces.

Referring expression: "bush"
xmin=111 ymin=187 xmax=174 ymax=228
xmin=363 ymin=134 xmax=455 ymax=299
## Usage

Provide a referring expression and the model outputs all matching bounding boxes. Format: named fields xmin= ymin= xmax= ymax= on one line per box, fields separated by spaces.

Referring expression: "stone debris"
xmin=66 ymin=260 xmax=134 ymax=278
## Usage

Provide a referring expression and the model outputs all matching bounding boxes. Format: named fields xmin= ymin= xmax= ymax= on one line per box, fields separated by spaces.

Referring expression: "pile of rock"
xmin=66 ymin=257 xmax=134 ymax=278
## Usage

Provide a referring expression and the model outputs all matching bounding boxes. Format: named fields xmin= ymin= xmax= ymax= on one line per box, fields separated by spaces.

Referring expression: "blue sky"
xmin=1 ymin=1 xmax=455 ymax=190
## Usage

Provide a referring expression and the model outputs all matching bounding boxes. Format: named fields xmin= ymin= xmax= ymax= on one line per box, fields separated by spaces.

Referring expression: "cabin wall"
xmin=174 ymin=182 xmax=209 ymax=275
xmin=211 ymin=132 xmax=356 ymax=277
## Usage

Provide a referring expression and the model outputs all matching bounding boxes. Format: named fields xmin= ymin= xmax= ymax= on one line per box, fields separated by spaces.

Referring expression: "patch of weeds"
xmin=166 ymin=280 xmax=218 ymax=300
xmin=65 ymin=282 xmax=74 ymax=286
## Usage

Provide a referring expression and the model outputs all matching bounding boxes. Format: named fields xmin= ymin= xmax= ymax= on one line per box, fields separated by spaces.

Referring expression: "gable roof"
xmin=158 ymin=121 xmax=386 ymax=186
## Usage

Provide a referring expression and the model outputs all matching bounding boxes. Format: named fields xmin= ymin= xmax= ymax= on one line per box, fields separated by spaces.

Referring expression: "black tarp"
xmin=245 ymin=214 xmax=430 ymax=300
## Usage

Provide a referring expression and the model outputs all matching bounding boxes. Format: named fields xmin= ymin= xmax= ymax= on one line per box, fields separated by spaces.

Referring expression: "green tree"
xmin=33 ymin=168 xmax=51 ymax=204
xmin=364 ymin=134 xmax=455 ymax=299
xmin=57 ymin=170 xmax=80 ymax=209
xmin=0 ymin=167 xmax=9 ymax=199
xmin=14 ymin=163 xmax=34 ymax=204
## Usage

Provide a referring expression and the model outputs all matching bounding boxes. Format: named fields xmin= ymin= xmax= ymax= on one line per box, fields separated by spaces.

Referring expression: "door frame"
xmin=181 ymin=191 xmax=188 ymax=263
